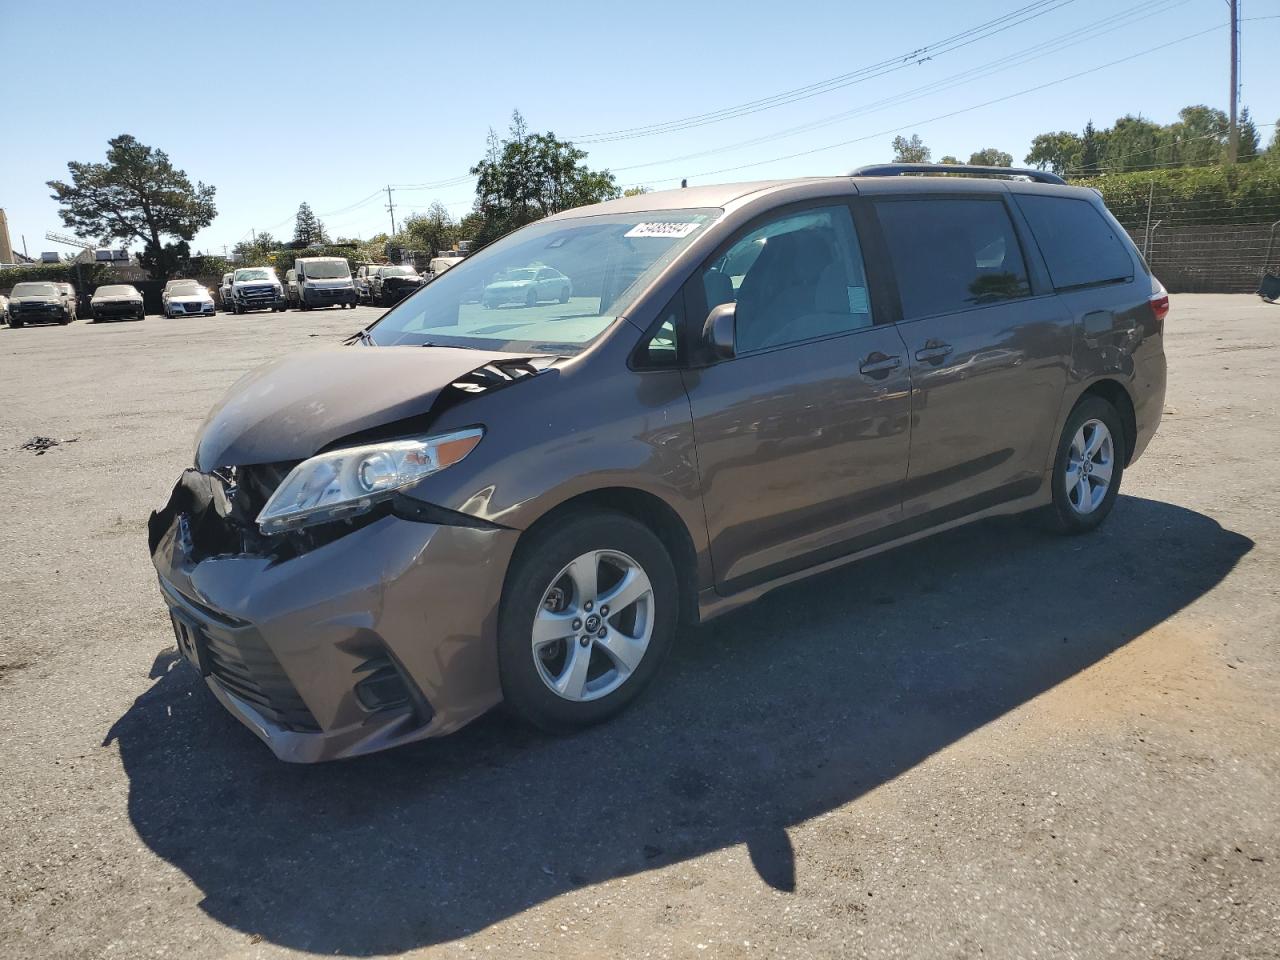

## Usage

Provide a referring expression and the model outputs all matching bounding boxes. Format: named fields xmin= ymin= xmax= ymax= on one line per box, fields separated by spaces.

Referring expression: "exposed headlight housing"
xmin=256 ymin=428 xmax=483 ymax=534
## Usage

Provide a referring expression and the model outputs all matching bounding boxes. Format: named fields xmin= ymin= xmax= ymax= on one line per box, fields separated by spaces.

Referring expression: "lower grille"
xmin=204 ymin=628 xmax=319 ymax=731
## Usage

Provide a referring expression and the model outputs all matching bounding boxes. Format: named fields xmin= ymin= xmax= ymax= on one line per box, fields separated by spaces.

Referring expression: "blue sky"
xmin=1 ymin=0 xmax=1276 ymax=258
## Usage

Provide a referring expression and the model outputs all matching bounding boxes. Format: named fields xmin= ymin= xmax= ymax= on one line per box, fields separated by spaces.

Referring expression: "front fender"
xmin=400 ymin=352 xmax=711 ymax=588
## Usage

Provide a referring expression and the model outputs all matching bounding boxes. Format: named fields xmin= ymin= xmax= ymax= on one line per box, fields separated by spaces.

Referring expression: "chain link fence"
xmin=1094 ymin=176 xmax=1280 ymax=293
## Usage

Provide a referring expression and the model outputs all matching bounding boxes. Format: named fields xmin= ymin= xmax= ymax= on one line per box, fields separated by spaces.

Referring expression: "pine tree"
xmin=292 ymin=202 xmax=329 ymax=247
xmin=1238 ymin=107 xmax=1260 ymax=162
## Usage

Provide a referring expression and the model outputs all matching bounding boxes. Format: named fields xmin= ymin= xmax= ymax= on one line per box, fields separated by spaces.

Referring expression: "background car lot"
xmin=1 ymin=296 xmax=1277 ymax=958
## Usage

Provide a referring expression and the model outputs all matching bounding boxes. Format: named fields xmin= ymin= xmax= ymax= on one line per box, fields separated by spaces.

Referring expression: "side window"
xmin=1015 ymin=194 xmax=1134 ymax=290
xmin=701 ymin=204 xmax=872 ymax=355
xmin=874 ymin=198 xmax=1031 ymax=320
xmin=635 ymin=294 xmax=683 ymax=368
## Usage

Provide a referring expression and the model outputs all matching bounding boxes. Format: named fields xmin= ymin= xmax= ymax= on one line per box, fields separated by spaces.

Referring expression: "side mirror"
xmin=702 ymin=302 xmax=736 ymax=360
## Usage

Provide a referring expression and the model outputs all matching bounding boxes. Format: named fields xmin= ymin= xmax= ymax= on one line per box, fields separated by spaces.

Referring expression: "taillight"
xmin=1148 ymin=280 xmax=1169 ymax=333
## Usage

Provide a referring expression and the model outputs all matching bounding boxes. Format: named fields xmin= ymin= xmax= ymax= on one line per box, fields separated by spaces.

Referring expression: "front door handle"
xmin=859 ymin=352 xmax=901 ymax=377
xmin=915 ymin=341 xmax=954 ymax=364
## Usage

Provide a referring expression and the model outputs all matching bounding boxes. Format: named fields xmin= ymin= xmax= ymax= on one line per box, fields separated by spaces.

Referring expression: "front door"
xmin=681 ymin=202 xmax=912 ymax=594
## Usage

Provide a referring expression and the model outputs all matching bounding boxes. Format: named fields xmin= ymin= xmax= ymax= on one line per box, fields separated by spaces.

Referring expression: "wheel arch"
xmin=1079 ymin=378 xmax=1137 ymax=465
xmin=511 ymin=486 xmax=701 ymax=626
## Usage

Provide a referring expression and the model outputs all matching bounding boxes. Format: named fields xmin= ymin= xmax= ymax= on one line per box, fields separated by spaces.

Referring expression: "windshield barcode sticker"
xmin=624 ymin=222 xmax=700 ymax=239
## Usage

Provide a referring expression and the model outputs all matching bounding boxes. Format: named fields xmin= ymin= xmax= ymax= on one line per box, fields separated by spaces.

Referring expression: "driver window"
xmin=702 ymin=204 xmax=872 ymax=354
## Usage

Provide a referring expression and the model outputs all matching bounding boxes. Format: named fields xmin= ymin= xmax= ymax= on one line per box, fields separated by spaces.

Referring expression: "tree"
xmin=891 ymin=134 xmax=931 ymax=163
xmin=46 ymin=134 xmax=216 ymax=279
xmin=231 ymin=230 xmax=280 ymax=264
xmin=967 ymin=148 xmax=1012 ymax=166
xmin=623 ymin=186 xmax=651 ymax=197
xmin=399 ymin=201 xmax=458 ymax=255
xmin=1238 ymin=107 xmax=1260 ymax=162
xmin=1024 ymin=131 xmax=1083 ymax=174
xmin=470 ymin=109 xmax=620 ymax=245
xmin=292 ymin=202 xmax=329 ymax=247
xmin=1077 ymin=120 xmax=1102 ymax=176
xmin=938 ymin=155 xmax=961 ymax=165
xmin=1099 ymin=115 xmax=1164 ymax=171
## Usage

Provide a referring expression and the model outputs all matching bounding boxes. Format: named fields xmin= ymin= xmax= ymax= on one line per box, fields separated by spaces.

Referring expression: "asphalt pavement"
xmin=1 ymin=296 xmax=1277 ymax=959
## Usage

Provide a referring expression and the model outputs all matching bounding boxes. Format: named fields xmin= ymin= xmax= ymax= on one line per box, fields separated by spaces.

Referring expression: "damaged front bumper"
xmin=148 ymin=474 xmax=520 ymax=762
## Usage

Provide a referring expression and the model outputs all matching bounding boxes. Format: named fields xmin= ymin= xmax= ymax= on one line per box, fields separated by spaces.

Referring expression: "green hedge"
xmin=0 ymin=261 xmax=114 ymax=289
xmin=1073 ymin=160 xmax=1280 ymax=226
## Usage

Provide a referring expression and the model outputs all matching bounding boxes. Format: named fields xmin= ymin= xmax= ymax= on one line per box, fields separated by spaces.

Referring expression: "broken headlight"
xmin=256 ymin=428 xmax=483 ymax=535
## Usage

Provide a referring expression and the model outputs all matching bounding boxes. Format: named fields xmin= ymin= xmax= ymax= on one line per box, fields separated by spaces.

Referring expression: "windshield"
xmin=95 ymin=285 xmax=137 ymax=297
xmin=169 ymin=281 xmax=204 ymax=295
xmin=234 ymin=268 xmax=274 ymax=282
xmin=302 ymin=260 xmax=350 ymax=279
xmin=12 ymin=283 xmax=59 ymax=297
xmin=369 ymin=209 xmax=718 ymax=353
xmin=381 ymin=266 xmax=417 ymax=278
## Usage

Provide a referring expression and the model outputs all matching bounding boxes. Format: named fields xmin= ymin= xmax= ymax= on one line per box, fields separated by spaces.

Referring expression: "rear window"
xmin=874 ymin=197 xmax=1030 ymax=321
xmin=1014 ymin=195 xmax=1134 ymax=290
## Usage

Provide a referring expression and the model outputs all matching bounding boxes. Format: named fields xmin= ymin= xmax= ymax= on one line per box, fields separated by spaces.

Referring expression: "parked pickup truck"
xmin=369 ymin=264 xmax=424 ymax=306
xmin=228 ymin=267 xmax=287 ymax=314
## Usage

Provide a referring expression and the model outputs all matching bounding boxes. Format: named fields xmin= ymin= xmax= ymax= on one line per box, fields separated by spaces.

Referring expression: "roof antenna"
xmin=681 ymin=178 xmax=687 ymax=188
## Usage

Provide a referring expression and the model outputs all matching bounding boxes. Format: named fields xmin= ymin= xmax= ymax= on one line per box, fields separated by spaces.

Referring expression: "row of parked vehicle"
xmin=0 ymin=253 xmax=468 ymax=327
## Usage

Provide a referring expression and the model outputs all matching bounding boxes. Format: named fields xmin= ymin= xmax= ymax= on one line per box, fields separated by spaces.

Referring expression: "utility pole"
xmin=1228 ymin=0 xmax=1239 ymax=164
xmin=251 ymin=227 xmax=256 ymax=244
xmin=386 ymin=186 xmax=397 ymax=236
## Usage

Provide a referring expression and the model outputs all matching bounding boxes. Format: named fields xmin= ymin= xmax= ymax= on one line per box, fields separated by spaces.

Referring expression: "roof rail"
xmin=850 ymin=163 xmax=1067 ymax=186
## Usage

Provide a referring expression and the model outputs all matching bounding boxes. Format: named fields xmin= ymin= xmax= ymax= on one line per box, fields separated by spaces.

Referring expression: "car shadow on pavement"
xmin=105 ymin=495 xmax=1251 ymax=955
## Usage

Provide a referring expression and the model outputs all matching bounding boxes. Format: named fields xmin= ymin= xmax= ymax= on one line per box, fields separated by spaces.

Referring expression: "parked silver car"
xmin=162 ymin=280 xmax=216 ymax=317
xmin=481 ymin=265 xmax=572 ymax=308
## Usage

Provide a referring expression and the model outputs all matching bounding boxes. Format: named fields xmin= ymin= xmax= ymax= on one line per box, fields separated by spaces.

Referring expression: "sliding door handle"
xmin=915 ymin=342 xmax=953 ymax=363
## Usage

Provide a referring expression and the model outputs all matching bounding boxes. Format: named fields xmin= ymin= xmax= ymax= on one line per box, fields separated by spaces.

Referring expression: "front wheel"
xmin=498 ymin=511 xmax=679 ymax=732
xmin=1046 ymin=395 xmax=1126 ymax=533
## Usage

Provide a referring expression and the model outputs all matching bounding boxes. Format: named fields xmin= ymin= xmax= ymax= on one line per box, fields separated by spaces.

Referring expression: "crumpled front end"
xmin=147 ymin=466 xmax=519 ymax=762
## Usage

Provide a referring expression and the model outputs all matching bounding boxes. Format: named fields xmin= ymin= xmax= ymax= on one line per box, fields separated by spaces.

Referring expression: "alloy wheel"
xmin=531 ymin=549 xmax=655 ymax=702
xmin=1064 ymin=418 xmax=1114 ymax=515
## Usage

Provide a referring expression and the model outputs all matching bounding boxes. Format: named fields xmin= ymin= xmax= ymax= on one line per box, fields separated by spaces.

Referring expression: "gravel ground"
xmin=1 ymin=295 xmax=1277 ymax=959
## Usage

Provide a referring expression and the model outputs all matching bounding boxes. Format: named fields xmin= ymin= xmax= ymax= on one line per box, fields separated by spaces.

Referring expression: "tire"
xmin=1045 ymin=395 xmax=1126 ymax=534
xmin=11 ymin=317 xmax=23 ymax=328
xmin=558 ymin=286 xmax=570 ymax=304
xmin=525 ymin=289 xmax=538 ymax=307
xmin=498 ymin=510 xmax=679 ymax=733
xmin=234 ymin=303 xmax=245 ymax=315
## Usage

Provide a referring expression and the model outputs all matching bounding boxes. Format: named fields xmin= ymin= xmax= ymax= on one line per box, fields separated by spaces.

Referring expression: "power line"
xmin=622 ymin=21 xmax=1229 ymax=189
xmin=570 ymin=0 xmax=1078 ymax=143
xmin=612 ymin=0 xmax=1187 ymax=176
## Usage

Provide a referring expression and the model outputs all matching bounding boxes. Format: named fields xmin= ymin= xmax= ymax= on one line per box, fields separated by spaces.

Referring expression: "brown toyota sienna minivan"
xmin=149 ymin=165 xmax=1168 ymax=762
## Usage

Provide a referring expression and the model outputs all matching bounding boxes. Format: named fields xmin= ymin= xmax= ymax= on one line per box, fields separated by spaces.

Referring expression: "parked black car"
xmin=7 ymin=282 xmax=73 ymax=327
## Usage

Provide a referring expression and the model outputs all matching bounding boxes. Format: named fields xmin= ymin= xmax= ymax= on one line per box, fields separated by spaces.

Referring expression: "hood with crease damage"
xmin=195 ymin=346 xmax=527 ymax=470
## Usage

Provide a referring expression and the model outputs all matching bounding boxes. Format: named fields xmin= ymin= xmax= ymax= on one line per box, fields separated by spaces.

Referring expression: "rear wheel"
xmin=1046 ymin=396 xmax=1125 ymax=533
xmin=558 ymin=286 xmax=570 ymax=304
xmin=525 ymin=289 xmax=538 ymax=307
xmin=498 ymin=511 xmax=678 ymax=732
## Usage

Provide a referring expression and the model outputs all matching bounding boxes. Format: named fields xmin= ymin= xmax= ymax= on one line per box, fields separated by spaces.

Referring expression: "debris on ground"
xmin=20 ymin=436 xmax=79 ymax=455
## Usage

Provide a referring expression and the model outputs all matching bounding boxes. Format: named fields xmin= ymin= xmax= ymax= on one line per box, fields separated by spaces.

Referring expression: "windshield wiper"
xmin=343 ymin=328 xmax=374 ymax=346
